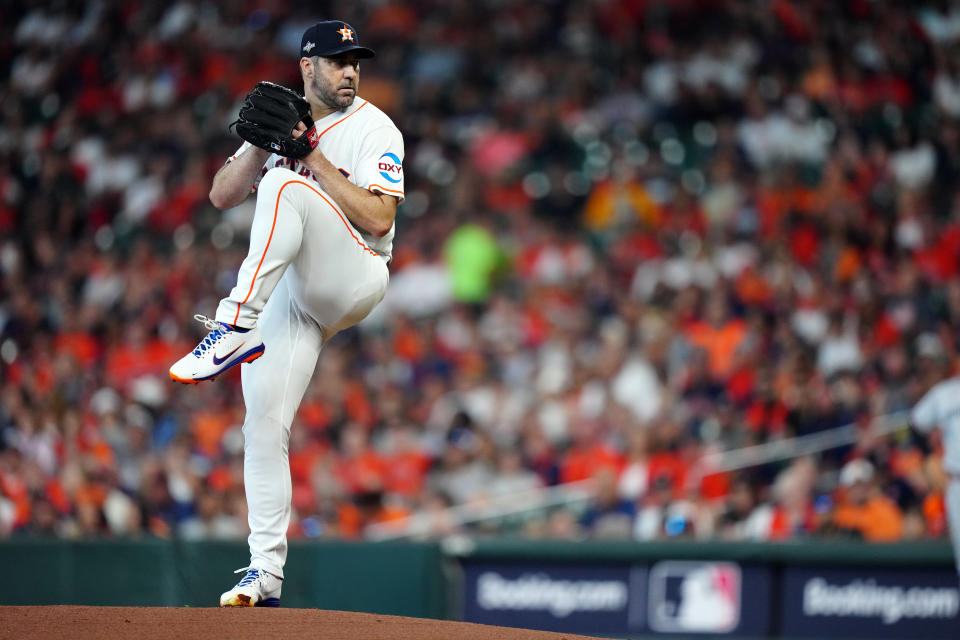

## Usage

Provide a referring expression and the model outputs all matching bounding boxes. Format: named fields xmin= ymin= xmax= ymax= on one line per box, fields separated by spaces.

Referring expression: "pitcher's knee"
xmin=242 ymin=415 xmax=289 ymax=453
xmin=257 ymin=167 xmax=301 ymax=196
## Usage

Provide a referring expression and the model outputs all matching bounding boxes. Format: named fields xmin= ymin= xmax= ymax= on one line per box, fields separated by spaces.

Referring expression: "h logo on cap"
xmin=299 ymin=20 xmax=375 ymax=59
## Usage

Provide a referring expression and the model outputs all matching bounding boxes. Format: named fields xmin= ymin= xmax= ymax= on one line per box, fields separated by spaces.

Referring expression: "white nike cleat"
xmin=219 ymin=566 xmax=282 ymax=608
xmin=169 ymin=314 xmax=264 ymax=384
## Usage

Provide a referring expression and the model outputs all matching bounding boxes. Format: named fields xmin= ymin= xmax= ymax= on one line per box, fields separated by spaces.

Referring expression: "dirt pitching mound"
xmin=0 ymin=606 xmax=607 ymax=640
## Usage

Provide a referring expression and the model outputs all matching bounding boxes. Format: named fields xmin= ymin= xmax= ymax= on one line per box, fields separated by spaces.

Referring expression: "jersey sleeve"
xmin=228 ymin=140 xmax=252 ymax=163
xmin=353 ymin=125 xmax=405 ymax=201
xmin=912 ymin=384 xmax=941 ymax=432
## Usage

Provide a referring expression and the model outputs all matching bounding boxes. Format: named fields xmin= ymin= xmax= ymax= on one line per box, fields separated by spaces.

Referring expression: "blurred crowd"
xmin=1 ymin=0 xmax=959 ymax=544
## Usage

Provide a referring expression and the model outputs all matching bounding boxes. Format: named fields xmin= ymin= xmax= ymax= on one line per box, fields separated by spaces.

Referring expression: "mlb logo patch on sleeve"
xmin=377 ymin=152 xmax=402 ymax=183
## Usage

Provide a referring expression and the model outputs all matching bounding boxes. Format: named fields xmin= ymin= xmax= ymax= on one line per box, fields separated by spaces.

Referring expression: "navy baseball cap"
xmin=300 ymin=20 xmax=375 ymax=59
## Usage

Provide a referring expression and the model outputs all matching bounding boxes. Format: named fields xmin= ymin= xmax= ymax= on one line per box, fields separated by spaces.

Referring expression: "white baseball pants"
xmin=215 ymin=167 xmax=389 ymax=578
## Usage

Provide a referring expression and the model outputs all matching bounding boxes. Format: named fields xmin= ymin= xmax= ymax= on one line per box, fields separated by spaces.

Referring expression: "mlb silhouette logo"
xmin=648 ymin=561 xmax=741 ymax=633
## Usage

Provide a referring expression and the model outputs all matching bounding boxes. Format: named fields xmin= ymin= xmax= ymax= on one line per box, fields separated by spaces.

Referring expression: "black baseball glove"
xmin=231 ymin=81 xmax=319 ymax=159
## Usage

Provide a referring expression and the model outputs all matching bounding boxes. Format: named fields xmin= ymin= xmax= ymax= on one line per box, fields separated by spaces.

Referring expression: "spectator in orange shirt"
xmin=335 ymin=423 xmax=387 ymax=495
xmin=559 ymin=419 xmax=625 ymax=485
xmin=582 ymin=161 xmax=661 ymax=235
xmin=382 ymin=424 xmax=431 ymax=499
xmin=832 ymin=459 xmax=903 ymax=542
xmin=685 ymin=292 xmax=747 ymax=380
xmin=357 ymin=488 xmax=412 ymax=536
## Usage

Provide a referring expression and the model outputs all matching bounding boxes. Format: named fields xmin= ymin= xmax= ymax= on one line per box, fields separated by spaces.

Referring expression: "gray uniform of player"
xmin=912 ymin=376 xmax=960 ymax=574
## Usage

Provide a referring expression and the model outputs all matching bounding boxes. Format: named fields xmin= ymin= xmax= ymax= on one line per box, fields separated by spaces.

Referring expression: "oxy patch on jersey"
xmin=377 ymin=152 xmax=402 ymax=183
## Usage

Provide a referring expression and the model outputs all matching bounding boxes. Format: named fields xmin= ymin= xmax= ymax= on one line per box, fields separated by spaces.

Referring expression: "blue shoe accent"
xmin=191 ymin=323 xmax=228 ymax=357
xmin=237 ymin=568 xmax=265 ymax=587
xmin=256 ymin=597 xmax=280 ymax=608
xmin=191 ymin=344 xmax=265 ymax=381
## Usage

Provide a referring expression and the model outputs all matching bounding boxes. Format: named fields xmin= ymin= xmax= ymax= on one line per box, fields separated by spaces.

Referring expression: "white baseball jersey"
xmin=912 ymin=376 xmax=960 ymax=475
xmin=229 ymin=97 xmax=404 ymax=260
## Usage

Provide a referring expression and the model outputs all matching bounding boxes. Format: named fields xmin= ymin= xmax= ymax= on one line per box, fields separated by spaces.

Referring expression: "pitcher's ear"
xmin=299 ymin=57 xmax=313 ymax=78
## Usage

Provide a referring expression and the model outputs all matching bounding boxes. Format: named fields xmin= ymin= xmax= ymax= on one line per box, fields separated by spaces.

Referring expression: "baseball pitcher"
xmin=169 ymin=20 xmax=404 ymax=606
